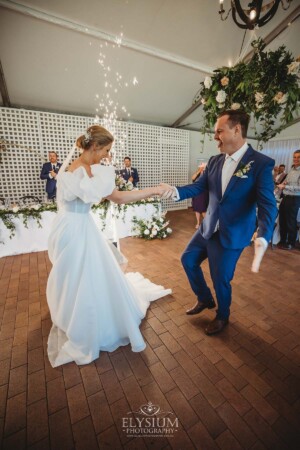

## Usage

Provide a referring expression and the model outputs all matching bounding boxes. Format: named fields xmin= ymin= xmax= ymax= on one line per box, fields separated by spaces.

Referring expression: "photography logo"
xmin=122 ymin=401 xmax=179 ymax=438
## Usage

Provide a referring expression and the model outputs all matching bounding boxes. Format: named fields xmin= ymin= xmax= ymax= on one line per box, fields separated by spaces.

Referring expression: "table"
xmin=0 ymin=203 xmax=160 ymax=258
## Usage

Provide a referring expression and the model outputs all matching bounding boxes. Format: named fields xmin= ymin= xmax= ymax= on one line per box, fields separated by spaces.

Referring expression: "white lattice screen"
xmin=0 ymin=107 xmax=189 ymax=209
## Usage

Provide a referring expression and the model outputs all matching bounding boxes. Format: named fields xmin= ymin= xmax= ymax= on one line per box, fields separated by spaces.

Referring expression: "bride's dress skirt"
xmin=47 ymin=209 xmax=171 ymax=367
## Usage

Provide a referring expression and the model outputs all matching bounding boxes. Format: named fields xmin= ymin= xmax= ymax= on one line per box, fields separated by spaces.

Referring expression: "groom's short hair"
xmin=218 ymin=110 xmax=249 ymax=138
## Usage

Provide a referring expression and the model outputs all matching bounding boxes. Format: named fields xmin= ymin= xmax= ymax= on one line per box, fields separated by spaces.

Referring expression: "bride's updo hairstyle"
xmin=76 ymin=125 xmax=114 ymax=151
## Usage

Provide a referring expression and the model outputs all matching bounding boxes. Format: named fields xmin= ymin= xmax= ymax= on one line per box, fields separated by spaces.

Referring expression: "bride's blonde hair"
xmin=76 ymin=125 xmax=114 ymax=150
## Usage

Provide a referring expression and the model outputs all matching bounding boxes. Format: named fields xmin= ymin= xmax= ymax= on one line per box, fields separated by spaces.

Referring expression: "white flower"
xmin=163 ymin=234 xmax=167 ymax=238
xmin=152 ymin=229 xmax=158 ymax=236
xmin=221 ymin=76 xmax=229 ymax=86
xmin=201 ymin=98 xmax=207 ymax=105
xmin=234 ymin=161 xmax=254 ymax=178
xmin=31 ymin=204 xmax=40 ymax=210
xmin=231 ymin=103 xmax=241 ymax=110
xmin=218 ymin=103 xmax=225 ymax=109
xmin=144 ymin=229 xmax=150 ymax=235
xmin=204 ymin=76 xmax=212 ymax=89
xmin=166 ymin=228 xmax=172 ymax=233
xmin=255 ymin=92 xmax=265 ymax=104
xmin=287 ymin=61 xmax=300 ymax=75
xmin=160 ymin=218 xmax=164 ymax=223
xmin=12 ymin=206 xmax=19 ymax=213
xmin=216 ymin=90 xmax=227 ymax=103
xmin=273 ymin=92 xmax=288 ymax=104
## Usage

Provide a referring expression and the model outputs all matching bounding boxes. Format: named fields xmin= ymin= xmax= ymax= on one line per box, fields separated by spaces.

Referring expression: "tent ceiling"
xmin=0 ymin=0 xmax=299 ymax=131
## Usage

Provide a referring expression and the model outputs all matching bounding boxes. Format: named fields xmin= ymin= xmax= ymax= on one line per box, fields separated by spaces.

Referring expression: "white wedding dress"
xmin=46 ymin=164 xmax=171 ymax=367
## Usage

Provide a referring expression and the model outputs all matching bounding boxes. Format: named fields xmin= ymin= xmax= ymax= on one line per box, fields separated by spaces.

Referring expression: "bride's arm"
xmin=105 ymin=186 xmax=166 ymax=204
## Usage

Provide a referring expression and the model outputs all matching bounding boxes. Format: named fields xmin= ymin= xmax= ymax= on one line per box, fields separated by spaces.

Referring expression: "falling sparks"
xmin=93 ymin=34 xmax=140 ymax=163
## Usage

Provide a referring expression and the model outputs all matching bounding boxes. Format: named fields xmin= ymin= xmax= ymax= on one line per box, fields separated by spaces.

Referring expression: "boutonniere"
xmin=234 ymin=161 xmax=254 ymax=178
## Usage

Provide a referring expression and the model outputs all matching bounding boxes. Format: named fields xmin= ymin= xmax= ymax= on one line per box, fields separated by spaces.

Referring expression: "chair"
xmin=19 ymin=195 xmax=41 ymax=206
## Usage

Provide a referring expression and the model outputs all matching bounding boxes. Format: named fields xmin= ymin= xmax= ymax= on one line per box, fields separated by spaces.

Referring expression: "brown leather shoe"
xmin=186 ymin=299 xmax=216 ymax=315
xmin=205 ymin=318 xmax=228 ymax=335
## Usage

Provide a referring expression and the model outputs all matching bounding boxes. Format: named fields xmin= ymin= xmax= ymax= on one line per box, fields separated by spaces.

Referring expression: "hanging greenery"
xmin=195 ymin=38 xmax=300 ymax=147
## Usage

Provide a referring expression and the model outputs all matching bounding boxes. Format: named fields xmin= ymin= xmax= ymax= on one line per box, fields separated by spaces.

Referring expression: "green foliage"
xmin=1 ymin=199 xmax=162 ymax=241
xmin=196 ymin=38 xmax=300 ymax=147
xmin=0 ymin=203 xmax=56 ymax=240
xmin=132 ymin=212 xmax=172 ymax=240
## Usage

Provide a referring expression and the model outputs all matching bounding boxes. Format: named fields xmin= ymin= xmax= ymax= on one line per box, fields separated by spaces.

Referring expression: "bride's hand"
xmin=156 ymin=183 xmax=176 ymax=199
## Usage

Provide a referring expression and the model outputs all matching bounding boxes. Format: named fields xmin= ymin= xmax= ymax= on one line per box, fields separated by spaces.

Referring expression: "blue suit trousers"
xmin=181 ymin=231 xmax=243 ymax=320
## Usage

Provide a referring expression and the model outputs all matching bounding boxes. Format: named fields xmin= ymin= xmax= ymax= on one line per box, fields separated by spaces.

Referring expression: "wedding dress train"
xmin=46 ymin=164 xmax=171 ymax=367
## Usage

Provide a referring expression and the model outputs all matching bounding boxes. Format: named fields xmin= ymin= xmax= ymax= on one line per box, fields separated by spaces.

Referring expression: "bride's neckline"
xmin=68 ymin=164 xmax=110 ymax=177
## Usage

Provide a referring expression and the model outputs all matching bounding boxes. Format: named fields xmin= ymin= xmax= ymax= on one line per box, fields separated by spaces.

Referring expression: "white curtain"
xmin=260 ymin=139 xmax=300 ymax=171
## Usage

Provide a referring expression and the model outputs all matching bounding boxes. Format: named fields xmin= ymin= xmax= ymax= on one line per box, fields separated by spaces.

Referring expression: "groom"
xmin=161 ymin=110 xmax=277 ymax=335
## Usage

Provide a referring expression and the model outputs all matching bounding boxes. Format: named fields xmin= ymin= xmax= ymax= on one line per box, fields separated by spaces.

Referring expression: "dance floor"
xmin=0 ymin=208 xmax=299 ymax=449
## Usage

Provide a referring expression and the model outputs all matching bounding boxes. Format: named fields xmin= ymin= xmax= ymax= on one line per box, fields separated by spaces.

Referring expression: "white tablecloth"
xmin=0 ymin=203 xmax=160 ymax=258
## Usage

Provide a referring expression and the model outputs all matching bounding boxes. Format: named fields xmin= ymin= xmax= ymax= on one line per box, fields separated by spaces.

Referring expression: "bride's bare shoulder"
xmin=68 ymin=161 xmax=93 ymax=178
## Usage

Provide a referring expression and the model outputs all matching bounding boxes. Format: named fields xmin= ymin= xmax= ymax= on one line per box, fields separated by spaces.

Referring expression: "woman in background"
xmin=191 ymin=163 xmax=208 ymax=229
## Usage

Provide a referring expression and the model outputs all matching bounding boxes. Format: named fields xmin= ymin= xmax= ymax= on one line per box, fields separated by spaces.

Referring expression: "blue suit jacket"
xmin=40 ymin=162 xmax=62 ymax=195
xmin=177 ymin=146 xmax=277 ymax=249
xmin=118 ymin=167 xmax=139 ymax=186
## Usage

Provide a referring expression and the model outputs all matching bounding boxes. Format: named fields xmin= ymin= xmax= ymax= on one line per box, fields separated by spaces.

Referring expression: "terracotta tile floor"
xmin=0 ymin=208 xmax=299 ymax=449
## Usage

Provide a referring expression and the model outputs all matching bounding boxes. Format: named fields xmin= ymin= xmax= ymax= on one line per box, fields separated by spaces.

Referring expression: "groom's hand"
xmin=158 ymin=183 xmax=176 ymax=199
xmin=251 ymin=237 xmax=268 ymax=273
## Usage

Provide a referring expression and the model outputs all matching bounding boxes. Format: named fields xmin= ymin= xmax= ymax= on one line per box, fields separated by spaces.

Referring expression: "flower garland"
xmin=195 ymin=38 xmax=300 ymax=147
xmin=0 ymin=199 xmax=162 ymax=240
xmin=132 ymin=212 xmax=172 ymax=240
xmin=0 ymin=203 xmax=57 ymax=239
xmin=115 ymin=174 xmax=134 ymax=191
xmin=91 ymin=197 xmax=161 ymax=229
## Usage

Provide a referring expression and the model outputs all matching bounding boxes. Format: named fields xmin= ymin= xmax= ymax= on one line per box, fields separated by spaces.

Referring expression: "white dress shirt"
xmin=221 ymin=142 xmax=249 ymax=194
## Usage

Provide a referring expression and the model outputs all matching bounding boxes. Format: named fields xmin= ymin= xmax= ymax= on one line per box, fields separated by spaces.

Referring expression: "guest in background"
xmin=272 ymin=166 xmax=279 ymax=182
xmin=191 ymin=163 xmax=209 ymax=229
xmin=278 ymin=150 xmax=300 ymax=250
xmin=40 ymin=152 xmax=62 ymax=200
xmin=119 ymin=157 xmax=139 ymax=187
xmin=274 ymin=164 xmax=287 ymax=185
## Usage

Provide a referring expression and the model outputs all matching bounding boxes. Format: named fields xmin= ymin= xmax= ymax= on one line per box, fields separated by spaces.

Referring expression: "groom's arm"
xmin=255 ymin=158 xmax=277 ymax=243
xmin=160 ymin=164 xmax=209 ymax=200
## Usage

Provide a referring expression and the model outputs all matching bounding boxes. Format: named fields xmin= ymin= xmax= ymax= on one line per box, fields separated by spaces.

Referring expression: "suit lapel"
xmin=221 ymin=146 xmax=255 ymax=201
xmin=216 ymin=154 xmax=225 ymax=200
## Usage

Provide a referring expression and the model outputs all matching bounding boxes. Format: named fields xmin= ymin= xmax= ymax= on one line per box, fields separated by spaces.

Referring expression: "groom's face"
xmin=214 ymin=115 xmax=239 ymax=154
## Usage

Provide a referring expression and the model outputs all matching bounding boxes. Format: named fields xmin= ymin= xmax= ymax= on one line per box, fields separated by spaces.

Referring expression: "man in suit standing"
xmin=274 ymin=164 xmax=287 ymax=185
xmin=160 ymin=110 xmax=277 ymax=335
xmin=40 ymin=151 xmax=62 ymax=200
xmin=119 ymin=157 xmax=139 ymax=187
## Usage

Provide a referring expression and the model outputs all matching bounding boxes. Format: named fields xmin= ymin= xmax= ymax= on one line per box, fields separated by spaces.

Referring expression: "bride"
xmin=47 ymin=125 xmax=171 ymax=367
